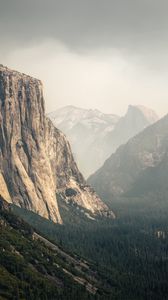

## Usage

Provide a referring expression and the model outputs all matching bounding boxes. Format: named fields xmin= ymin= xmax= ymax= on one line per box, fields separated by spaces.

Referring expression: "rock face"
xmin=48 ymin=105 xmax=158 ymax=178
xmin=0 ymin=65 xmax=114 ymax=223
xmin=0 ymin=195 xmax=10 ymax=212
xmin=88 ymin=114 xmax=168 ymax=200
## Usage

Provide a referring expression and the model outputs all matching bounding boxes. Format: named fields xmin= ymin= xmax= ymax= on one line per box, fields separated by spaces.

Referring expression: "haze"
xmin=1 ymin=0 xmax=168 ymax=116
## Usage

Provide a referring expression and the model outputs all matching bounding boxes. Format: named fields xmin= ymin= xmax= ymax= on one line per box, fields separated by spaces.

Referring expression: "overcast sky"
xmin=1 ymin=0 xmax=168 ymax=116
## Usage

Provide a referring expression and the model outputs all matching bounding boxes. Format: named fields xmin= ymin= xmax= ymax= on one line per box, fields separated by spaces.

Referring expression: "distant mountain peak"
xmin=49 ymin=105 xmax=159 ymax=177
xmin=88 ymin=112 xmax=167 ymax=201
xmin=48 ymin=106 xmax=120 ymax=176
xmin=127 ymin=105 xmax=159 ymax=123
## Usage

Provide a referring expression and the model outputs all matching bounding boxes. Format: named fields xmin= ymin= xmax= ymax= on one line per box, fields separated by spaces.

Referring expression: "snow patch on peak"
xmin=48 ymin=106 xmax=119 ymax=131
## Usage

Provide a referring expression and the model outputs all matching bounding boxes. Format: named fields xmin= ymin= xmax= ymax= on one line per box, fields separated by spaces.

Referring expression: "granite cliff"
xmin=0 ymin=65 xmax=114 ymax=223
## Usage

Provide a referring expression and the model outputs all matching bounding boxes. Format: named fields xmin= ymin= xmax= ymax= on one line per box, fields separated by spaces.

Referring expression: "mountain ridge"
xmin=88 ymin=113 xmax=168 ymax=200
xmin=49 ymin=104 xmax=159 ymax=177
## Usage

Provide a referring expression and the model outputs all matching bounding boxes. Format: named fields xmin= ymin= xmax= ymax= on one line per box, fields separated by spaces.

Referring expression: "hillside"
xmin=88 ymin=114 xmax=168 ymax=201
xmin=0 ymin=196 xmax=113 ymax=300
xmin=12 ymin=193 xmax=168 ymax=300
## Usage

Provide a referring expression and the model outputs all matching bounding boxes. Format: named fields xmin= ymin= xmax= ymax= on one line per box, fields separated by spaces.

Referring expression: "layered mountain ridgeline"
xmin=0 ymin=65 xmax=114 ymax=223
xmin=48 ymin=105 xmax=158 ymax=177
xmin=88 ymin=114 xmax=168 ymax=202
xmin=0 ymin=197 xmax=114 ymax=300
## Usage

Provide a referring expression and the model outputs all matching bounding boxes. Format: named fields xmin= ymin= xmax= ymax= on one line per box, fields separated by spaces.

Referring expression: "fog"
xmin=1 ymin=0 xmax=168 ymax=116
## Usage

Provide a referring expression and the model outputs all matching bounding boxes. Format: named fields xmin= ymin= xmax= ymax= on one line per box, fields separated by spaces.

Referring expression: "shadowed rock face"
xmin=0 ymin=195 xmax=10 ymax=211
xmin=0 ymin=65 xmax=114 ymax=223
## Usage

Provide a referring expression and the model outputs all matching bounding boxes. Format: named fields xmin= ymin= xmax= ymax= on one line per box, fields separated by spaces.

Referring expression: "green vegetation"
xmin=0 ymin=207 xmax=100 ymax=300
xmin=13 ymin=195 xmax=168 ymax=300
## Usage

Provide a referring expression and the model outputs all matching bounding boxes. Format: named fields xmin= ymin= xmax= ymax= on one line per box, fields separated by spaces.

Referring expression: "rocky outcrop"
xmin=0 ymin=65 xmax=114 ymax=223
xmin=0 ymin=172 xmax=12 ymax=203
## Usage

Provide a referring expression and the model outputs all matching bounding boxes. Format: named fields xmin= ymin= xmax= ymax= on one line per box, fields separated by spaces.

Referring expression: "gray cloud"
xmin=1 ymin=0 xmax=168 ymax=117
xmin=1 ymin=0 xmax=168 ymax=54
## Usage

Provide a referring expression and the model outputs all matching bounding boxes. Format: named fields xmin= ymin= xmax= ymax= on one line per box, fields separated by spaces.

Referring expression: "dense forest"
xmin=0 ymin=202 xmax=111 ymax=300
xmin=13 ymin=193 xmax=168 ymax=300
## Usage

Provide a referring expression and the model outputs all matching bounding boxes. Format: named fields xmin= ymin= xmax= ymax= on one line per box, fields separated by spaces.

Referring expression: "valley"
xmin=0 ymin=65 xmax=168 ymax=300
xmin=1 ymin=2 xmax=168 ymax=299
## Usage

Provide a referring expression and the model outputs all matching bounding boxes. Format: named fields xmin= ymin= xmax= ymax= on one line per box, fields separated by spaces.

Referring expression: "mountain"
xmin=48 ymin=105 xmax=158 ymax=177
xmin=0 ymin=65 xmax=114 ymax=223
xmin=48 ymin=106 xmax=119 ymax=177
xmin=104 ymin=105 xmax=159 ymax=156
xmin=0 ymin=196 xmax=112 ymax=299
xmin=88 ymin=114 xmax=168 ymax=201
